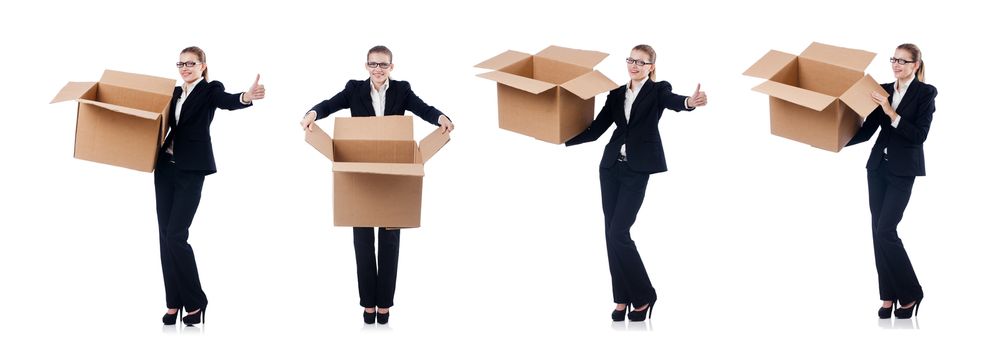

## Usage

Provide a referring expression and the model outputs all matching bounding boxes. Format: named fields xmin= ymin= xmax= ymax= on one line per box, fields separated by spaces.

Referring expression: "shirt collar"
xmin=896 ymin=74 xmax=915 ymax=93
xmin=370 ymin=78 xmax=389 ymax=94
xmin=627 ymin=78 xmax=648 ymax=94
xmin=183 ymin=77 xmax=203 ymax=95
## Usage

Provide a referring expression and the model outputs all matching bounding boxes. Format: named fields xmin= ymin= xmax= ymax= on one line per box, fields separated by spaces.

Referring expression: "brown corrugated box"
xmin=51 ymin=70 xmax=175 ymax=171
xmin=476 ymin=45 xmax=618 ymax=144
xmin=306 ymin=116 xmax=449 ymax=229
xmin=743 ymin=42 xmax=889 ymax=152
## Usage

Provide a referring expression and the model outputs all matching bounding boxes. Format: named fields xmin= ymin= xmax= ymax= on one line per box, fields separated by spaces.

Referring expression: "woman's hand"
xmin=438 ymin=115 xmax=454 ymax=134
xmin=301 ymin=111 xmax=317 ymax=131
xmin=243 ymin=74 xmax=265 ymax=103
xmin=688 ymin=83 xmax=707 ymax=108
xmin=871 ymin=91 xmax=896 ymax=121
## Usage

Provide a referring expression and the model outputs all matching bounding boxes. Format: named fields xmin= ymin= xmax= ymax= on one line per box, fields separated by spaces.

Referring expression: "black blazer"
xmin=846 ymin=78 xmax=936 ymax=177
xmin=310 ymin=79 xmax=445 ymax=125
xmin=160 ymin=79 xmax=251 ymax=175
xmin=565 ymin=80 xmax=693 ymax=174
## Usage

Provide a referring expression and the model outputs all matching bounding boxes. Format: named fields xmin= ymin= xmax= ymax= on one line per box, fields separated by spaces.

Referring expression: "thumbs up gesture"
xmin=243 ymin=74 xmax=265 ymax=103
xmin=687 ymin=83 xmax=707 ymax=108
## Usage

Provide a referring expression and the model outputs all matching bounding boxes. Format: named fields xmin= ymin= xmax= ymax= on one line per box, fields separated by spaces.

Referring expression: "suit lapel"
xmin=894 ymin=78 xmax=920 ymax=115
xmin=168 ymin=87 xmax=181 ymax=128
xmin=628 ymin=80 xmax=653 ymax=126
xmin=177 ymin=80 xmax=206 ymax=126
xmin=384 ymin=80 xmax=399 ymax=115
xmin=359 ymin=79 xmax=376 ymax=116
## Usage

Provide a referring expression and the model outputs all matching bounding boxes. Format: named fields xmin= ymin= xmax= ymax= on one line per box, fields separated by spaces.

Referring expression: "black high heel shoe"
xmin=182 ymin=306 xmax=206 ymax=326
xmin=376 ymin=308 xmax=390 ymax=325
xmin=878 ymin=301 xmax=894 ymax=319
xmin=363 ymin=307 xmax=377 ymax=324
xmin=894 ymin=298 xmax=922 ymax=319
xmin=162 ymin=308 xmax=182 ymax=325
xmin=628 ymin=300 xmax=655 ymax=322
xmin=612 ymin=303 xmax=630 ymax=321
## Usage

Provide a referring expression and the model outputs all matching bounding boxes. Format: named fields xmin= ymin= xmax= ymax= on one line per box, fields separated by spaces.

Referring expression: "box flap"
xmin=560 ymin=70 xmax=618 ymax=100
xmin=305 ymin=123 xmax=335 ymax=162
xmin=753 ymin=81 xmax=834 ymax=111
xmin=332 ymin=116 xmax=414 ymax=141
xmin=839 ymin=74 xmax=890 ymax=117
xmin=50 ymin=82 xmax=96 ymax=104
xmin=332 ymin=162 xmax=424 ymax=177
xmin=418 ymin=128 xmax=451 ymax=164
xmin=742 ymin=50 xmax=797 ymax=79
xmin=99 ymin=69 xmax=176 ymax=96
xmin=536 ymin=45 xmax=608 ymax=68
xmin=799 ymin=42 xmax=876 ymax=72
xmin=474 ymin=50 xmax=532 ymax=70
xmin=476 ymin=71 xmax=555 ymax=94
xmin=77 ymin=99 xmax=161 ymax=120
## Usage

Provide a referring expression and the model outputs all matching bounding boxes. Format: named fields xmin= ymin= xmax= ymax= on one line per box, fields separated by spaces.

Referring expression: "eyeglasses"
xmin=366 ymin=62 xmax=391 ymax=69
xmin=176 ymin=61 xmax=201 ymax=68
xmin=626 ymin=58 xmax=653 ymax=66
xmin=890 ymin=57 xmax=916 ymax=65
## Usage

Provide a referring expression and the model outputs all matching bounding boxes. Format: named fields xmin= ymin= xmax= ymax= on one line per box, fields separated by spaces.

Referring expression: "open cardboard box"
xmin=51 ymin=70 xmax=175 ymax=172
xmin=743 ymin=42 xmax=889 ymax=152
xmin=306 ymin=116 xmax=450 ymax=229
xmin=476 ymin=45 xmax=618 ymax=144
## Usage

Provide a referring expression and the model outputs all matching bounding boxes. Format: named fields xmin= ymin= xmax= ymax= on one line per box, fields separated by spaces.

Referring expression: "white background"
xmin=1 ymin=0 xmax=1003 ymax=348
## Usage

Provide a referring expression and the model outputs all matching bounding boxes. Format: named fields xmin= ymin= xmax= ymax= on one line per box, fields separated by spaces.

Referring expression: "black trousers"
xmin=154 ymin=155 xmax=208 ymax=310
xmin=867 ymin=159 xmax=923 ymax=303
xmin=353 ymin=227 xmax=400 ymax=308
xmin=600 ymin=161 xmax=656 ymax=306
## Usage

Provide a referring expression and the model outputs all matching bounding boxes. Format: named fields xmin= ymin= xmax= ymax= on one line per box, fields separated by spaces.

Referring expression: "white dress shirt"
xmin=370 ymin=78 xmax=389 ymax=117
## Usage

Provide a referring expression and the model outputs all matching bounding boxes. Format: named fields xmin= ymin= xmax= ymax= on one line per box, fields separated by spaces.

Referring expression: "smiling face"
xmin=627 ymin=49 xmax=653 ymax=81
xmin=365 ymin=52 xmax=394 ymax=87
xmin=178 ymin=52 xmax=204 ymax=84
xmin=891 ymin=48 xmax=919 ymax=82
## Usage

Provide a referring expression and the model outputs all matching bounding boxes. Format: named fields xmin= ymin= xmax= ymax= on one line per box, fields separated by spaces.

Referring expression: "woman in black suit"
xmin=158 ymin=46 xmax=265 ymax=325
xmin=846 ymin=43 xmax=935 ymax=319
xmin=566 ymin=44 xmax=707 ymax=322
xmin=300 ymin=45 xmax=453 ymax=325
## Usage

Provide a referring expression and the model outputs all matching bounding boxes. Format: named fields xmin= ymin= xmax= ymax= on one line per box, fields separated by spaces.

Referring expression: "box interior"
xmin=331 ymin=140 xmax=417 ymax=164
xmin=93 ymin=83 xmax=172 ymax=113
xmin=770 ymin=58 xmax=863 ymax=97
xmin=498 ymin=56 xmax=589 ymax=86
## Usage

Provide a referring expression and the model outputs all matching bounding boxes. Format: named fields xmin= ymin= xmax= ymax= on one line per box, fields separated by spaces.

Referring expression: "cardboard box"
xmin=743 ymin=42 xmax=889 ymax=152
xmin=475 ymin=45 xmax=619 ymax=144
xmin=306 ymin=116 xmax=450 ymax=229
xmin=51 ymin=70 xmax=175 ymax=171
